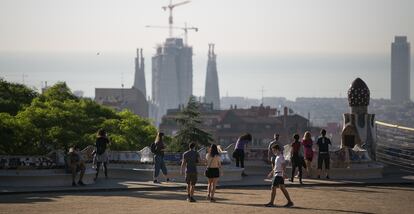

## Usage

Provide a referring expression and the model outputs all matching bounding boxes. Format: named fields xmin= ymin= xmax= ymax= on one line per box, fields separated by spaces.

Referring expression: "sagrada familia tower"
xmin=133 ymin=48 xmax=146 ymax=98
xmin=204 ymin=44 xmax=220 ymax=110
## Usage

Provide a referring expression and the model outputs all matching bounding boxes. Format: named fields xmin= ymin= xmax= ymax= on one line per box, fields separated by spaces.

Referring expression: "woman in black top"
xmin=95 ymin=129 xmax=110 ymax=181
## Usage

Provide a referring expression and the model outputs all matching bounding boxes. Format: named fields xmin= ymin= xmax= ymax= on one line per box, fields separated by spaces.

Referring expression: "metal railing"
xmin=375 ymin=121 xmax=414 ymax=173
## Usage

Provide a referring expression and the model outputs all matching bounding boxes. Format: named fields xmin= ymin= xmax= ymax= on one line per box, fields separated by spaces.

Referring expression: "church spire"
xmin=133 ymin=48 xmax=147 ymax=98
xmin=204 ymin=43 xmax=220 ymax=109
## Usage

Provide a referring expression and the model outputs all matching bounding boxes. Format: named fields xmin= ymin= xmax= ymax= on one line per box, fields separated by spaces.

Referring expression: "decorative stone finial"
xmin=348 ymin=78 xmax=370 ymax=107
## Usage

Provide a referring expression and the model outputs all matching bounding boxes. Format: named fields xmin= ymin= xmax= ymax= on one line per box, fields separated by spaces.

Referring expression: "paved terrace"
xmin=1 ymin=167 xmax=413 ymax=195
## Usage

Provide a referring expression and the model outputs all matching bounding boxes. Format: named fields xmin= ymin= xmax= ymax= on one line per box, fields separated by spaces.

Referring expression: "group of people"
xmin=67 ymin=128 xmax=332 ymax=207
xmin=151 ymin=132 xmax=222 ymax=202
xmin=285 ymin=129 xmax=332 ymax=185
xmin=67 ymin=129 xmax=110 ymax=186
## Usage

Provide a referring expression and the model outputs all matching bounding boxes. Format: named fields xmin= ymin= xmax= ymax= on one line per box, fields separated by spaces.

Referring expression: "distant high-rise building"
xmin=391 ymin=36 xmax=411 ymax=102
xmin=204 ymin=44 xmax=220 ymax=109
xmin=152 ymin=38 xmax=193 ymax=124
xmin=133 ymin=48 xmax=146 ymax=98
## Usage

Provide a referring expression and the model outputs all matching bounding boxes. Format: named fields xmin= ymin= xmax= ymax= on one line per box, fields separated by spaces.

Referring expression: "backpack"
xmin=150 ymin=142 xmax=157 ymax=154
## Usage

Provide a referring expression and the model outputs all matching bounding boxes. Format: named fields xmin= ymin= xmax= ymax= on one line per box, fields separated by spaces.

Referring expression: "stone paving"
xmin=1 ymin=185 xmax=414 ymax=214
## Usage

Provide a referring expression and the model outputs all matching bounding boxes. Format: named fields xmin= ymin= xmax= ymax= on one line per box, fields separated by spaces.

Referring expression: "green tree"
xmin=0 ymin=78 xmax=38 ymax=115
xmin=102 ymin=110 xmax=157 ymax=151
xmin=0 ymin=79 xmax=158 ymax=155
xmin=170 ymin=96 xmax=213 ymax=152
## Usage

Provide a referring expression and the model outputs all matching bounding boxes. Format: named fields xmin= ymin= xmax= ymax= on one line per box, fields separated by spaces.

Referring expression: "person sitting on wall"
xmin=67 ymin=145 xmax=86 ymax=186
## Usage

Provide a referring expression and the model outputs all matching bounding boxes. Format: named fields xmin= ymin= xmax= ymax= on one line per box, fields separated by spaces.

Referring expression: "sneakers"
xmin=284 ymin=201 xmax=294 ymax=207
xmin=153 ymin=180 xmax=160 ymax=184
xmin=189 ymin=197 xmax=196 ymax=202
xmin=77 ymin=181 xmax=85 ymax=186
xmin=326 ymin=175 xmax=330 ymax=179
xmin=265 ymin=202 xmax=275 ymax=207
xmin=210 ymin=198 xmax=216 ymax=203
xmin=241 ymin=172 xmax=248 ymax=177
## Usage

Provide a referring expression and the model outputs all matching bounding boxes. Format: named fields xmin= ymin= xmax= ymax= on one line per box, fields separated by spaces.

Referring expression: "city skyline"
xmin=0 ymin=0 xmax=413 ymax=100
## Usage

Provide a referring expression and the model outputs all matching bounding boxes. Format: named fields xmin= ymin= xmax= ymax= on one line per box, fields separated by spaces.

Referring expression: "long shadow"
xmin=216 ymin=201 xmax=374 ymax=214
xmin=0 ymin=188 xmax=230 ymax=204
xmin=290 ymin=206 xmax=374 ymax=214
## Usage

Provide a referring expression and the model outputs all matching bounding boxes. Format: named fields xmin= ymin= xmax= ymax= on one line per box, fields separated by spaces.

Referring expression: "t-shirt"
xmin=273 ymin=154 xmax=285 ymax=177
xmin=182 ymin=149 xmax=199 ymax=173
xmin=316 ymin=137 xmax=332 ymax=153
xmin=291 ymin=141 xmax=302 ymax=156
xmin=96 ymin=137 xmax=109 ymax=155
xmin=235 ymin=139 xmax=249 ymax=150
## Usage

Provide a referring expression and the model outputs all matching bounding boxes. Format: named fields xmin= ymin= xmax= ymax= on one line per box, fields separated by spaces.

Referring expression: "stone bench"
xmin=0 ymin=169 xmax=95 ymax=187
xmin=106 ymin=164 xmax=243 ymax=182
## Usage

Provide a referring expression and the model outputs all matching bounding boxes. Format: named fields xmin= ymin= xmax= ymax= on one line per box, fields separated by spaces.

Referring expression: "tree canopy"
xmin=0 ymin=80 xmax=156 ymax=155
xmin=169 ymin=96 xmax=213 ymax=152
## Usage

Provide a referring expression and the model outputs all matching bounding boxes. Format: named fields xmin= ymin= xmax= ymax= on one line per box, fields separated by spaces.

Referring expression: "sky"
xmin=0 ymin=0 xmax=413 ymax=99
xmin=1 ymin=0 xmax=413 ymax=54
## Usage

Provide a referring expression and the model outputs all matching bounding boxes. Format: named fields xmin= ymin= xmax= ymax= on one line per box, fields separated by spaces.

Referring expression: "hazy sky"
xmin=1 ymin=0 xmax=413 ymax=55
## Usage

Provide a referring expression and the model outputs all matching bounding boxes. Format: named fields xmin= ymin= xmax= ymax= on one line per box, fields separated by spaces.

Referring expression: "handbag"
xmin=204 ymin=156 xmax=214 ymax=177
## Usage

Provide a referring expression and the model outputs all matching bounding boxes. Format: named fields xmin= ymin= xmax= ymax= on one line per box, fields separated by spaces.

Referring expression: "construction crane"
xmin=161 ymin=0 xmax=191 ymax=37
xmin=146 ymin=23 xmax=198 ymax=45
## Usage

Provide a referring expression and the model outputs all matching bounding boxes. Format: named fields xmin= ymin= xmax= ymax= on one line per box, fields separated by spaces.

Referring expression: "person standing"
xmin=151 ymin=132 xmax=170 ymax=183
xmin=205 ymin=144 xmax=222 ymax=202
xmin=268 ymin=133 xmax=283 ymax=163
xmin=94 ymin=129 xmax=110 ymax=181
xmin=181 ymin=142 xmax=200 ymax=202
xmin=316 ymin=129 xmax=332 ymax=179
xmin=233 ymin=133 xmax=252 ymax=176
xmin=67 ymin=146 xmax=86 ymax=186
xmin=265 ymin=144 xmax=294 ymax=208
xmin=301 ymin=131 xmax=314 ymax=177
xmin=290 ymin=134 xmax=304 ymax=184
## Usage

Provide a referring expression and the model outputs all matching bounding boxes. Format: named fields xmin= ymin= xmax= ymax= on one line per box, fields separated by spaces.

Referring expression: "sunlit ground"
xmin=0 ymin=185 xmax=413 ymax=214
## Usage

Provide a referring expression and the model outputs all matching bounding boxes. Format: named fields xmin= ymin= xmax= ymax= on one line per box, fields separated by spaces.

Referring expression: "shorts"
xmin=272 ymin=176 xmax=284 ymax=187
xmin=185 ymin=173 xmax=198 ymax=185
xmin=206 ymin=168 xmax=220 ymax=178
xmin=318 ymin=153 xmax=330 ymax=169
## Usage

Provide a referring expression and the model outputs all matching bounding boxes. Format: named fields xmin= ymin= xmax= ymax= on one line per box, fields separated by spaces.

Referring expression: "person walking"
xmin=302 ymin=131 xmax=314 ymax=177
xmin=233 ymin=133 xmax=252 ymax=176
xmin=205 ymin=144 xmax=222 ymax=202
xmin=181 ymin=142 xmax=200 ymax=202
xmin=265 ymin=144 xmax=294 ymax=208
xmin=290 ymin=134 xmax=304 ymax=184
xmin=151 ymin=132 xmax=170 ymax=183
xmin=67 ymin=145 xmax=86 ymax=186
xmin=94 ymin=129 xmax=110 ymax=181
xmin=316 ymin=129 xmax=332 ymax=179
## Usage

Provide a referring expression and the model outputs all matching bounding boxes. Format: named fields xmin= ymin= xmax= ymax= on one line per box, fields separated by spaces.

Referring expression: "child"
xmin=265 ymin=144 xmax=294 ymax=207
